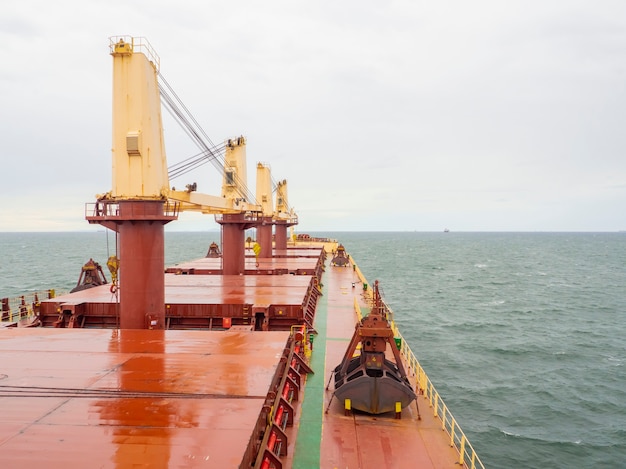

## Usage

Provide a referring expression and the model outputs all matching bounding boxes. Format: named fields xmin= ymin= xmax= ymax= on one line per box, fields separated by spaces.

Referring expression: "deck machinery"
xmin=82 ymin=36 xmax=301 ymax=329
xmin=332 ymin=280 xmax=417 ymax=414
xmin=330 ymin=244 xmax=350 ymax=267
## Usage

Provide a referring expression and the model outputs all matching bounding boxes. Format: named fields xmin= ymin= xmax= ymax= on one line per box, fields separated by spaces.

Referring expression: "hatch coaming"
xmin=36 ymin=250 xmax=325 ymax=332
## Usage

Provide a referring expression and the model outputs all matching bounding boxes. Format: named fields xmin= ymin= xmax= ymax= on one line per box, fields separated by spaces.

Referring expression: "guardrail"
xmin=351 ymin=260 xmax=485 ymax=469
xmin=251 ymin=325 xmax=313 ymax=469
xmin=391 ymin=320 xmax=486 ymax=469
xmin=108 ymin=36 xmax=160 ymax=71
xmin=85 ymin=200 xmax=180 ymax=219
xmin=1 ymin=290 xmax=64 ymax=323
xmin=213 ymin=211 xmax=261 ymax=224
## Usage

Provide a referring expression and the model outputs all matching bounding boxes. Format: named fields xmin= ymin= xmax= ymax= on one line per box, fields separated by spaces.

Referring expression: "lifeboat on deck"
xmin=332 ymin=280 xmax=416 ymax=414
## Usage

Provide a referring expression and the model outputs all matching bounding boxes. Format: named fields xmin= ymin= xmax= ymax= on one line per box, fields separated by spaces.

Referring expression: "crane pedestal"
xmin=217 ymin=213 xmax=257 ymax=275
xmin=256 ymin=217 xmax=274 ymax=259
xmin=274 ymin=221 xmax=290 ymax=250
xmin=87 ymin=200 xmax=178 ymax=329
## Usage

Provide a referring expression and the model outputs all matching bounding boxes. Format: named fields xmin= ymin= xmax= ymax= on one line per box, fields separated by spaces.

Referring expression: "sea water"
xmin=1 ymin=231 xmax=624 ymax=468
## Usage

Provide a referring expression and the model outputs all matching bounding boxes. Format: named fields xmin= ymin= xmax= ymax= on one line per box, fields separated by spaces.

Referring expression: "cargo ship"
xmin=0 ymin=37 xmax=484 ymax=468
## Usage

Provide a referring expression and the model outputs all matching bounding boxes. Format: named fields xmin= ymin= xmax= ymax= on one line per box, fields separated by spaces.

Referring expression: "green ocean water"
xmin=1 ymin=230 xmax=625 ymax=468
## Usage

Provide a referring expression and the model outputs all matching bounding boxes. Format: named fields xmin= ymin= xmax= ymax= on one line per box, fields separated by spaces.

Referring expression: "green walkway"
xmin=292 ymin=269 xmax=329 ymax=468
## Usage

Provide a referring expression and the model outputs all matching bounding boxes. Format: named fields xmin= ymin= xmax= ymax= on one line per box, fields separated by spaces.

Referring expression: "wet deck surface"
xmin=294 ymin=258 xmax=461 ymax=468
xmin=0 ymin=328 xmax=289 ymax=468
xmin=169 ymin=253 xmax=321 ymax=273
xmin=48 ymin=274 xmax=313 ymax=306
xmin=2 ymin=245 xmax=464 ymax=468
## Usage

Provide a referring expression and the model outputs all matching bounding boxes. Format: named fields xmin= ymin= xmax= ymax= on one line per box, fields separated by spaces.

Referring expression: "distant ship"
xmin=0 ymin=37 xmax=484 ymax=468
xmin=444 ymin=228 xmax=450 ymax=233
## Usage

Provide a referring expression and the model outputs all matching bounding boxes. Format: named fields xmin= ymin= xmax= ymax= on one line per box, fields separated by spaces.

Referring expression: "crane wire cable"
xmin=158 ymin=72 xmax=258 ymax=204
xmin=168 ymin=146 xmax=226 ymax=180
xmin=159 ymin=83 xmax=225 ymax=173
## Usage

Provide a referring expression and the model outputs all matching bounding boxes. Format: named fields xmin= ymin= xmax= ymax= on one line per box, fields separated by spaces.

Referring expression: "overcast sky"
xmin=1 ymin=0 xmax=625 ymax=232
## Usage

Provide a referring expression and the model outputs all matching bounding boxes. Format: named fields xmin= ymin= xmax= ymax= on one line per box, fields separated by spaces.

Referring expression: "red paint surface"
xmin=274 ymin=224 xmax=288 ymax=250
xmin=314 ymin=258 xmax=462 ymax=468
xmin=0 ymin=328 xmax=290 ymax=468
xmin=256 ymin=218 xmax=273 ymax=259
xmin=8 ymin=242 xmax=468 ymax=468
xmin=88 ymin=200 xmax=175 ymax=329
xmin=218 ymin=214 xmax=259 ymax=275
xmin=118 ymin=213 xmax=165 ymax=328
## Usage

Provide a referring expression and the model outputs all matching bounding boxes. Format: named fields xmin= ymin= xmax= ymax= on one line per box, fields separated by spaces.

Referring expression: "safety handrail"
xmin=1 ymin=290 xmax=64 ymax=323
xmin=350 ymin=259 xmax=485 ymax=468
xmin=390 ymin=313 xmax=486 ymax=468
xmin=85 ymin=201 xmax=180 ymax=219
xmin=108 ymin=36 xmax=160 ymax=71
xmin=252 ymin=326 xmax=312 ymax=469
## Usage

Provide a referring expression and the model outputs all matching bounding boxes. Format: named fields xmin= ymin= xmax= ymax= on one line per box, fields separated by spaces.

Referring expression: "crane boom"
xmin=104 ymin=36 xmax=261 ymax=216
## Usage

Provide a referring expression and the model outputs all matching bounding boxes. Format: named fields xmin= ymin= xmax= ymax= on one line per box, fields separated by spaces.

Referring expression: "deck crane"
xmin=87 ymin=36 xmax=297 ymax=328
xmin=167 ymin=134 xmax=263 ymax=274
xmin=254 ymin=166 xmax=298 ymax=257
xmin=255 ymin=163 xmax=274 ymax=259
xmin=273 ymin=178 xmax=298 ymax=250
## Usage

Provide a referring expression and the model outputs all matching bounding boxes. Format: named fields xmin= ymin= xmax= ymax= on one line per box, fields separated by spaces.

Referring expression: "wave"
xmin=472 ymin=425 xmax=626 ymax=468
xmin=494 ymin=426 xmax=626 ymax=448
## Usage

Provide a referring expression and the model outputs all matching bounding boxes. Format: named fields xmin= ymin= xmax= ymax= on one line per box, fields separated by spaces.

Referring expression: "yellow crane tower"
xmin=87 ymin=36 xmax=296 ymax=328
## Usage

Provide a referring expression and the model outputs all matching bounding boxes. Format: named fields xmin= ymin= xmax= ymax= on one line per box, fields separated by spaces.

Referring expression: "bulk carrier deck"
xmin=0 ymin=242 xmax=482 ymax=468
xmin=0 ymin=36 xmax=484 ymax=468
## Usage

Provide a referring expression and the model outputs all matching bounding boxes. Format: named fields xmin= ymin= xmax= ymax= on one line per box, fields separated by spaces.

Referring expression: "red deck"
xmin=312 ymin=257 xmax=461 ymax=468
xmin=167 ymin=251 xmax=323 ymax=276
xmin=2 ymin=244 xmax=468 ymax=468
xmin=38 ymin=266 xmax=321 ymax=330
xmin=49 ymin=274 xmax=312 ymax=306
xmin=0 ymin=328 xmax=290 ymax=468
